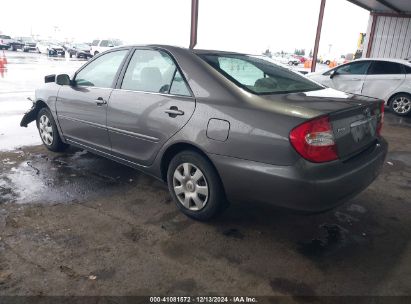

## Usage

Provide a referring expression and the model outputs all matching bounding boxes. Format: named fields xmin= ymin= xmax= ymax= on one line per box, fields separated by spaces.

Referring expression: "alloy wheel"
xmin=172 ymin=162 xmax=209 ymax=211
xmin=39 ymin=115 xmax=53 ymax=146
xmin=392 ymin=96 xmax=411 ymax=114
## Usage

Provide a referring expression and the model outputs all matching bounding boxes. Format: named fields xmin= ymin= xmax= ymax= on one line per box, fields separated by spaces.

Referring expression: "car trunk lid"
xmin=257 ymin=88 xmax=383 ymax=160
xmin=329 ymin=102 xmax=382 ymax=159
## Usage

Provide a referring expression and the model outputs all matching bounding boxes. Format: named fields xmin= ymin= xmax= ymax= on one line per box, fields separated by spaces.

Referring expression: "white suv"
xmin=90 ymin=39 xmax=122 ymax=56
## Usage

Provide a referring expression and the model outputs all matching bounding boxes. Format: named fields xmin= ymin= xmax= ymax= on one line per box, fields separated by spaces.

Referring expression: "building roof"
xmin=347 ymin=0 xmax=411 ymax=14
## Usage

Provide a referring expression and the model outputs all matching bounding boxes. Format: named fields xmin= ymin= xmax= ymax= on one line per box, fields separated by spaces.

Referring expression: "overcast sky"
xmin=1 ymin=0 xmax=369 ymax=56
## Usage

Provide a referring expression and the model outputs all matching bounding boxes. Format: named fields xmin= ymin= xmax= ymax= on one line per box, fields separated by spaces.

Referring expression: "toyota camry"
xmin=20 ymin=45 xmax=387 ymax=220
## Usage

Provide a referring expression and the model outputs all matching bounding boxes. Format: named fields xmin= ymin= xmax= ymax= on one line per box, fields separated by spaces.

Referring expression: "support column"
xmin=366 ymin=14 xmax=377 ymax=58
xmin=311 ymin=0 xmax=326 ymax=72
xmin=189 ymin=0 xmax=199 ymax=49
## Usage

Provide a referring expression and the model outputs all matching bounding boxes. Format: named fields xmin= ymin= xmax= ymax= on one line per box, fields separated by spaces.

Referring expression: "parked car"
xmin=271 ymin=55 xmax=300 ymax=66
xmin=90 ymin=39 xmax=122 ymax=56
xmin=292 ymin=54 xmax=306 ymax=63
xmin=37 ymin=40 xmax=65 ymax=56
xmin=9 ymin=38 xmax=25 ymax=51
xmin=0 ymin=35 xmax=12 ymax=50
xmin=14 ymin=37 xmax=38 ymax=52
xmin=20 ymin=45 xmax=387 ymax=220
xmin=65 ymin=43 xmax=92 ymax=59
xmin=307 ymin=58 xmax=411 ymax=116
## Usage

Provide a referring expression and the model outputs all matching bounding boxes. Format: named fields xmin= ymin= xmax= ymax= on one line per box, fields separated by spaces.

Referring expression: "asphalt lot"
xmin=0 ymin=50 xmax=410 ymax=298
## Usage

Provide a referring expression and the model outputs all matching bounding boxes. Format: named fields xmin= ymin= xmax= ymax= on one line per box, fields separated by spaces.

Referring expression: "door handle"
xmin=165 ymin=106 xmax=184 ymax=117
xmin=351 ymin=78 xmax=361 ymax=81
xmin=95 ymin=97 xmax=107 ymax=106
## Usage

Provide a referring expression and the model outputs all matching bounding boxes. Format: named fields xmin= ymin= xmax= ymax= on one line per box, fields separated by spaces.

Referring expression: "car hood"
xmin=250 ymin=88 xmax=379 ymax=119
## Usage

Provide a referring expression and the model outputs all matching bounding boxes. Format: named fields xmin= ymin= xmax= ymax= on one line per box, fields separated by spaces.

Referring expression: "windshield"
xmin=198 ymin=53 xmax=323 ymax=95
xmin=74 ymin=43 xmax=90 ymax=49
xmin=22 ymin=37 xmax=35 ymax=43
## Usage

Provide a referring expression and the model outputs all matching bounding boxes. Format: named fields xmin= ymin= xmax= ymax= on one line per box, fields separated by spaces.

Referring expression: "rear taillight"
xmin=289 ymin=115 xmax=338 ymax=163
xmin=377 ymin=102 xmax=384 ymax=136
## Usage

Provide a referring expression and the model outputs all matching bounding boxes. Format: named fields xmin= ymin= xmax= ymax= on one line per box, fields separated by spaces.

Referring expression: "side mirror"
xmin=56 ymin=74 xmax=71 ymax=86
xmin=329 ymin=70 xmax=337 ymax=79
xmin=45 ymin=74 xmax=56 ymax=83
xmin=108 ymin=44 xmax=114 ymax=47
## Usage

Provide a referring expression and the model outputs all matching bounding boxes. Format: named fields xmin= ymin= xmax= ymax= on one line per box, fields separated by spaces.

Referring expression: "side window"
xmin=170 ymin=70 xmax=191 ymax=96
xmin=100 ymin=40 xmax=109 ymax=47
xmin=75 ymin=50 xmax=128 ymax=88
xmin=368 ymin=61 xmax=403 ymax=75
xmin=218 ymin=57 xmax=264 ymax=86
xmin=336 ymin=61 xmax=370 ymax=75
xmin=404 ymin=65 xmax=411 ymax=74
xmin=91 ymin=40 xmax=99 ymax=46
xmin=121 ymin=49 xmax=189 ymax=94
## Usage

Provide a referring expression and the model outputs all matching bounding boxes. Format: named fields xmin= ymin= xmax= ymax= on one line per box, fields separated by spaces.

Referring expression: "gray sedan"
xmin=21 ymin=45 xmax=387 ymax=220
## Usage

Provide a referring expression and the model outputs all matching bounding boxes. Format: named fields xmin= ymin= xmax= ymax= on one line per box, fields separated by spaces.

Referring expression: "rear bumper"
xmin=209 ymin=138 xmax=387 ymax=212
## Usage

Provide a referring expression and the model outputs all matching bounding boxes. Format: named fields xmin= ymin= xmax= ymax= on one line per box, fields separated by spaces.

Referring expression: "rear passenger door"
xmin=361 ymin=61 xmax=406 ymax=101
xmin=107 ymin=48 xmax=195 ymax=166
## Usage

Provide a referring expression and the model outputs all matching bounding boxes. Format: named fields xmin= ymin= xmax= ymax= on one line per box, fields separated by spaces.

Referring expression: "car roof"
xmin=356 ymin=57 xmax=411 ymax=66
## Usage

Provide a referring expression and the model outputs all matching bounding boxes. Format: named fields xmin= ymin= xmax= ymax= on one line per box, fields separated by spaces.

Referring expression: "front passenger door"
xmin=327 ymin=61 xmax=371 ymax=94
xmin=56 ymin=49 xmax=129 ymax=152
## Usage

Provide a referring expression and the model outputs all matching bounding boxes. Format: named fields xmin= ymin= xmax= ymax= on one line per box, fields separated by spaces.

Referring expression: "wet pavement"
xmin=0 ymin=51 xmax=411 ymax=297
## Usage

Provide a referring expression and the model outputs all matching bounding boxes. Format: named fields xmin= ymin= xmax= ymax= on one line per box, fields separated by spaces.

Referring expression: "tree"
xmin=294 ymin=49 xmax=305 ymax=56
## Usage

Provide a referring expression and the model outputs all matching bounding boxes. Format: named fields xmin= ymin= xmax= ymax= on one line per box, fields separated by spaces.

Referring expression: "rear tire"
xmin=36 ymin=108 xmax=68 ymax=152
xmin=167 ymin=151 xmax=228 ymax=221
xmin=389 ymin=93 xmax=411 ymax=116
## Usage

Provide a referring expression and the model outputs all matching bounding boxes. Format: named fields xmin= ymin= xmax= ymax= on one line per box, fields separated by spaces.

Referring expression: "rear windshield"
xmin=198 ymin=54 xmax=323 ymax=95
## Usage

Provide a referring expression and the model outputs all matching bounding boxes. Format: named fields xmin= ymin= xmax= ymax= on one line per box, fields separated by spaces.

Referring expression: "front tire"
xmin=167 ymin=151 xmax=227 ymax=221
xmin=36 ymin=108 xmax=68 ymax=152
xmin=389 ymin=93 xmax=411 ymax=116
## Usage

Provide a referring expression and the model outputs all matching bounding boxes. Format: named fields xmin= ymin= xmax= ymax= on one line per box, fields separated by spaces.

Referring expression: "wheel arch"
xmin=20 ymin=99 xmax=49 ymax=127
xmin=387 ymin=92 xmax=411 ymax=105
xmin=160 ymin=142 xmax=223 ymax=186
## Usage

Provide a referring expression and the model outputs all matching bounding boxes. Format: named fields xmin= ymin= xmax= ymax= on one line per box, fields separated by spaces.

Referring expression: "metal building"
xmin=348 ymin=0 xmax=411 ymax=59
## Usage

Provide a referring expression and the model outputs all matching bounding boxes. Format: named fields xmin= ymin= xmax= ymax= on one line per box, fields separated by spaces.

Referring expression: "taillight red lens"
xmin=289 ymin=116 xmax=338 ymax=163
xmin=377 ymin=102 xmax=384 ymax=136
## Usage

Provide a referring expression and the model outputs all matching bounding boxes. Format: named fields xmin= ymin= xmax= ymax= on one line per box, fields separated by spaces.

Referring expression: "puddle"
xmin=385 ymin=113 xmax=411 ymax=128
xmin=387 ymin=151 xmax=411 ymax=167
xmin=222 ymin=228 xmax=245 ymax=239
xmin=297 ymin=224 xmax=348 ymax=257
xmin=0 ymin=149 xmax=138 ymax=205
